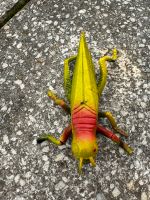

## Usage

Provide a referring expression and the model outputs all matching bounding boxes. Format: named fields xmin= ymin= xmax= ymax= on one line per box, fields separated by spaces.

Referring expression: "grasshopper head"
xmin=72 ymin=137 xmax=98 ymax=172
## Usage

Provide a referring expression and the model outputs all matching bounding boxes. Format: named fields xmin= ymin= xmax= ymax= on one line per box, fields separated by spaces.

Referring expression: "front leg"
xmin=99 ymin=111 xmax=128 ymax=137
xmin=37 ymin=124 xmax=72 ymax=145
xmin=48 ymin=90 xmax=70 ymax=114
xmin=97 ymin=124 xmax=133 ymax=154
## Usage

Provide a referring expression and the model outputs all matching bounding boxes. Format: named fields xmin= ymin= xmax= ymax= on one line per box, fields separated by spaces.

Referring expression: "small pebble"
xmin=79 ymin=9 xmax=86 ymax=14
xmin=14 ymin=174 xmax=20 ymax=183
xmin=127 ymin=180 xmax=134 ymax=190
xmin=17 ymin=42 xmax=22 ymax=49
xmin=55 ymin=181 xmax=66 ymax=190
xmin=42 ymin=155 xmax=48 ymax=161
xmin=54 ymin=153 xmax=64 ymax=162
xmin=96 ymin=193 xmax=107 ymax=200
xmin=19 ymin=179 xmax=25 ymax=187
xmin=3 ymin=135 xmax=9 ymax=144
xmin=112 ymin=187 xmax=121 ymax=197
xmin=2 ymin=63 xmax=8 ymax=68
xmin=141 ymin=192 xmax=147 ymax=200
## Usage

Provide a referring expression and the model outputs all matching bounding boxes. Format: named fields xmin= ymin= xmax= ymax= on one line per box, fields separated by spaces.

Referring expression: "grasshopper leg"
xmin=97 ymin=124 xmax=133 ymax=154
xmin=98 ymin=48 xmax=117 ymax=96
xmin=99 ymin=111 xmax=128 ymax=137
xmin=37 ymin=124 xmax=72 ymax=145
xmin=47 ymin=90 xmax=70 ymax=114
xmin=64 ymin=55 xmax=77 ymax=101
xmin=47 ymin=55 xmax=77 ymax=113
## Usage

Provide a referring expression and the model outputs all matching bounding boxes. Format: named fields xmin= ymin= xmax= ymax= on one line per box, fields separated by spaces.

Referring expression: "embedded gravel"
xmin=0 ymin=0 xmax=149 ymax=200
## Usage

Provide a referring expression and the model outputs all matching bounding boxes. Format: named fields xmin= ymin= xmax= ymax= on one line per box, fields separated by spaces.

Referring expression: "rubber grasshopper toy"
xmin=37 ymin=32 xmax=133 ymax=172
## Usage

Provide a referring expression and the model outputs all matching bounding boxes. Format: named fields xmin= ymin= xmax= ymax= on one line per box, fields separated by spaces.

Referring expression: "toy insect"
xmin=37 ymin=32 xmax=133 ymax=172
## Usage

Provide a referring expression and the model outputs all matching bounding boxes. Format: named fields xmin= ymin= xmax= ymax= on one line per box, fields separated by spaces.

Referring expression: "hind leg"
xmin=97 ymin=48 xmax=117 ymax=96
xmin=99 ymin=111 xmax=128 ymax=137
xmin=64 ymin=55 xmax=77 ymax=101
xmin=97 ymin=124 xmax=133 ymax=154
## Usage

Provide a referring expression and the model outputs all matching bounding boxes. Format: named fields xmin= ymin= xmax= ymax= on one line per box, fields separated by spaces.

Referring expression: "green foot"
xmin=37 ymin=134 xmax=62 ymax=145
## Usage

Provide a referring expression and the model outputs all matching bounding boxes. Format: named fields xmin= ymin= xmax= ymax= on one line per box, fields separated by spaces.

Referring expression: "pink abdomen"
xmin=72 ymin=105 xmax=97 ymax=133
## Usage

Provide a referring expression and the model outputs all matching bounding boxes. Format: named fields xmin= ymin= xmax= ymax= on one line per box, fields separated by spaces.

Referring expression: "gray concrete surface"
xmin=0 ymin=0 xmax=149 ymax=199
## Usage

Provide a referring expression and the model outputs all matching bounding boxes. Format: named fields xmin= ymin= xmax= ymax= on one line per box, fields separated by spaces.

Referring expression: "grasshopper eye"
xmin=93 ymin=148 xmax=96 ymax=152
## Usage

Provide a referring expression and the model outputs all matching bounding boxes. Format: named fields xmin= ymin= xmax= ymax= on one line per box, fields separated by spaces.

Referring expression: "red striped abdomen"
xmin=72 ymin=105 xmax=97 ymax=139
